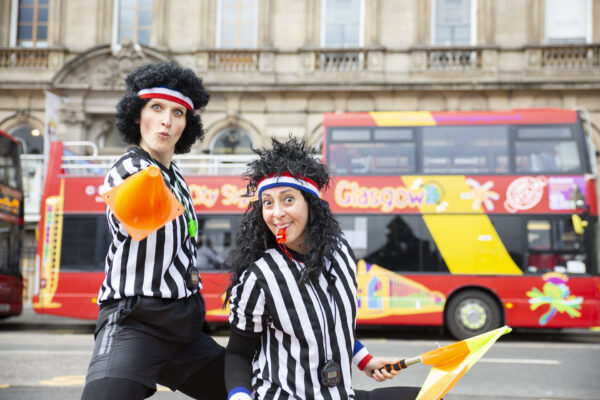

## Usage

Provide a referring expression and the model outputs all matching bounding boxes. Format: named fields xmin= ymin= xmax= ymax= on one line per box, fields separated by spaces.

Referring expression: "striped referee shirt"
xmin=229 ymin=240 xmax=366 ymax=400
xmin=97 ymin=147 xmax=199 ymax=304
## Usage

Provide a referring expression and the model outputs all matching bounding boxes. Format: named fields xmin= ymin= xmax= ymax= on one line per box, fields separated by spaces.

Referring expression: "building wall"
xmin=0 ymin=0 xmax=598 ymax=151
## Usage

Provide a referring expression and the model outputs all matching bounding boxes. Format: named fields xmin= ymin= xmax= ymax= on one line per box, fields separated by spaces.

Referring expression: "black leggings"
xmin=355 ymin=386 xmax=421 ymax=400
xmin=81 ymin=349 xmax=226 ymax=400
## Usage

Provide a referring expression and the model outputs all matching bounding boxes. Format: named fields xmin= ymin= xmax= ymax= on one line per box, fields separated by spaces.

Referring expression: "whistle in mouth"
xmin=276 ymin=227 xmax=287 ymax=244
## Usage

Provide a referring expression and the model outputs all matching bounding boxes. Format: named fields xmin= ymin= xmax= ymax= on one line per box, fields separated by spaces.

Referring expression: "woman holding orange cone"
xmin=82 ymin=62 xmax=226 ymax=400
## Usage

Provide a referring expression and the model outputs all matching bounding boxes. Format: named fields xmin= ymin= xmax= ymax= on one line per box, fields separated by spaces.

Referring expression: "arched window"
xmin=10 ymin=125 xmax=43 ymax=154
xmin=210 ymin=127 xmax=254 ymax=155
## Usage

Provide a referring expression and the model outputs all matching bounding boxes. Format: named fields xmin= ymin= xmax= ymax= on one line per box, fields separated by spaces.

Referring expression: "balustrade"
xmin=426 ymin=48 xmax=482 ymax=71
xmin=542 ymin=45 xmax=600 ymax=69
xmin=0 ymin=48 xmax=48 ymax=68
xmin=314 ymin=49 xmax=366 ymax=71
xmin=208 ymin=50 xmax=259 ymax=71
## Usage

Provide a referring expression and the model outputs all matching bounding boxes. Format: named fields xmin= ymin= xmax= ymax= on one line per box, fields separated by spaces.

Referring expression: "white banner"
xmin=43 ymin=90 xmax=61 ymax=178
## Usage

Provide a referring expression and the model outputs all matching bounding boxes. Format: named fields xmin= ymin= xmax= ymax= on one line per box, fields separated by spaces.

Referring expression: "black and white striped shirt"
xmin=97 ymin=147 xmax=199 ymax=304
xmin=229 ymin=240 xmax=364 ymax=400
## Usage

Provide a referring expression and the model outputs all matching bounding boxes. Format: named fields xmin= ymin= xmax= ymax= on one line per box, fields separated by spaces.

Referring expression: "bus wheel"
xmin=445 ymin=290 xmax=501 ymax=340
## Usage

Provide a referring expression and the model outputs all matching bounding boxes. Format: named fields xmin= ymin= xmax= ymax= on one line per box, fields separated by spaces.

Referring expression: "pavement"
xmin=0 ymin=305 xmax=96 ymax=332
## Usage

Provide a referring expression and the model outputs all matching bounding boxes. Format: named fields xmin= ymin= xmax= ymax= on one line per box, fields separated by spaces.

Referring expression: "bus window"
xmin=372 ymin=142 xmax=416 ymax=174
xmin=554 ymin=218 xmax=582 ymax=252
xmin=596 ymin=222 xmax=600 ymax=275
xmin=418 ymin=218 xmax=446 ymax=272
xmin=526 ymin=218 xmax=587 ymax=274
xmin=61 ymin=215 xmax=111 ymax=271
xmin=0 ymin=223 xmax=10 ymax=274
xmin=339 ymin=214 xmax=446 ymax=273
xmin=526 ymin=220 xmax=557 ymax=272
xmin=527 ymin=220 xmax=552 ymax=251
xmin=515 ymin=126 xmax=582 ymax=173
xmin=0 ymin=141 xmax=20 ymax=187
xmin=196 ymin=215 xmax=240 ymax=270
xmin=338 ymin=216 xmax=368 ymax=258
xmin=422 ymin=125 xmax=509 ymax=174
xmin=373 ymin=128 xmax=413 ymax=141
xmin=330 ymin=128 xmax=371 ymax=142
xmin=517 ymin=126 xmax=572 ymax=139
xmin=554 ymin=218 xmax=587 ymax=274
xmin=348 ymin=145 xmax=373 ymax=173
xmin=328 ymin=127 xmax=416 ymax=175
xmin=515 ymin=141 xmax=581 ymax=173
xmin=489 ymin=215 xmax=525 ymax=271
xmin=329 ymin=143 xmax=372 ymax=174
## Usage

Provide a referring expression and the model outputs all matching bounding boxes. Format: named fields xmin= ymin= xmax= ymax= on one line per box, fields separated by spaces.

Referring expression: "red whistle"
xmin=276 ymin=228 xmax=287 ymax=244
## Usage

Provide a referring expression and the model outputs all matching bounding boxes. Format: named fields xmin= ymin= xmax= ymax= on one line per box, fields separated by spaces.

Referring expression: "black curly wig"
xmin=225 ymin=137 xmax=344 ymax=302
xmin=115 ymin=62 xmax=209 ymax=154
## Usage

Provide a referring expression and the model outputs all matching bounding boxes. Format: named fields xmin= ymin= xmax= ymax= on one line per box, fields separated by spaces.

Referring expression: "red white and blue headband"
xmin=257 ymin=172 xmax=320 ymax=198
xmin=137 ymin=86 xmax=194 ymax=110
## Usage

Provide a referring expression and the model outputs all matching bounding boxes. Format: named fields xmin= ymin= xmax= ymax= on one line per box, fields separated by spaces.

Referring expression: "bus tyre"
xmin=445 ymin=290 xmax=501 ymax=340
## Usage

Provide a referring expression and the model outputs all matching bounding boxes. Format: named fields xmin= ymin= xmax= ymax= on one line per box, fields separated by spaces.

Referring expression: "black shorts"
xmin=85 ymin=293 xmax=224 ymax=391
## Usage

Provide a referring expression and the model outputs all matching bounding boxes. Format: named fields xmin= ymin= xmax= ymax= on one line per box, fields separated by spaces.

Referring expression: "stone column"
xmin=96 ymin=0 xmax=114 ymax=44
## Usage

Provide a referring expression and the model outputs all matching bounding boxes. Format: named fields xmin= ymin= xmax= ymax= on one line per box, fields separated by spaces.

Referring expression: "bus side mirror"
xmin=572 ymin=214 xmax=588 ymax=235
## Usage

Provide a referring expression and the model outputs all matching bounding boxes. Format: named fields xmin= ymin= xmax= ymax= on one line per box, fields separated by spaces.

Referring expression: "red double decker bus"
xmin=0 ymin=130 xmax=24 ymax=319
xmin=34 ymin=109 xmax=600 ymax=339
xmin=323 ymin=109 xmax=600 ymax=338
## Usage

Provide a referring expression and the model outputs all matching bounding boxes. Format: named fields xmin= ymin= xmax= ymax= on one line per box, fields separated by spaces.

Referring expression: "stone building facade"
xmin=1 ymin=0 xmax=599 ymax=156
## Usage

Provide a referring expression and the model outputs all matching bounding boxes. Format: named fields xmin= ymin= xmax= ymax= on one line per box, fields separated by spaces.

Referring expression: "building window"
xmin=16 ymin=0 xmax=49 ymax=47
xmin=211 ymin=128 xmax=254 ymax=155
xmin=545 ymin=0 xmax=590 ymax=44
xmin=217 ymin=0 xmax=258 ymax=48
xmin=322 ymin=0 xmax=363 ymax=47
xmin=432 ymin=0 xmax=476 ymax=46
xmin=116 ymin=0 xmax=153 ymax=45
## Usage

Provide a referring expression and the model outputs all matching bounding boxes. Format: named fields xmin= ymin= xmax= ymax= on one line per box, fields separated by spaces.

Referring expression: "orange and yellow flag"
xmin=415 ymin=325 xmax=512 ymax=400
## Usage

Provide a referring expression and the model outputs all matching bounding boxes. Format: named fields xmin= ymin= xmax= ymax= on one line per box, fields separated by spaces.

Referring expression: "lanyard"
xmin=308 ymin=275 xmax=341 ymax=387
xmin=149 ymin=157 xmax=197 ymax=238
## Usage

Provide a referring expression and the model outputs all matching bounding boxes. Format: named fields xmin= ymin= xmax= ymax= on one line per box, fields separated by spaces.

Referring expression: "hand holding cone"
xmin=102 ymin=165 xmax=185 ymax=241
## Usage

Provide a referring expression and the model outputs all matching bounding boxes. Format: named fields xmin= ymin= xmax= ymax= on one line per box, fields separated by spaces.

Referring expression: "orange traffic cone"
xmin=102 ymin=165 xmax=184 ymax=241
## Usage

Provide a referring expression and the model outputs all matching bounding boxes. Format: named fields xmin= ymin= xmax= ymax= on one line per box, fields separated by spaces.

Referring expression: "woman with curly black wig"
xmin=82 ymin=62 xmax=226 ymax=400
xmin=224 ymin=138 xmax=420 ymax=400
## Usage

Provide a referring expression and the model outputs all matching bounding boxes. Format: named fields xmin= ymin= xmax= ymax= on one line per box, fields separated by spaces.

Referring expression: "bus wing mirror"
xmin=571 ymin=214 xmax=588 ymax=235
